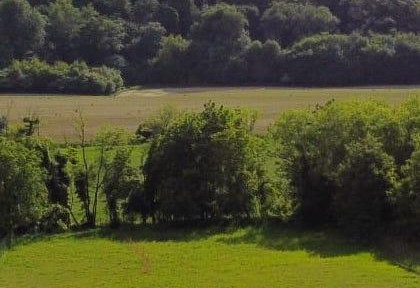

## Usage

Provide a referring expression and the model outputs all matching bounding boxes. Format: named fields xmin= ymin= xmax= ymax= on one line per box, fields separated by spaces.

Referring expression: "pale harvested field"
xmin=0 ymin=87 xmax=418 ymax=142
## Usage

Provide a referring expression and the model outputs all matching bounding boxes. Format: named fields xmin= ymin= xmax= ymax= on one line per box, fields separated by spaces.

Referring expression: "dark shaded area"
xmin=2 ymin=0 xmax=420 ymax=88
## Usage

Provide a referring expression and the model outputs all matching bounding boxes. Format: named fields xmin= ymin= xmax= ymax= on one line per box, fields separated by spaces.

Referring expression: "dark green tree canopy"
xmin=261 ymin=1 xmax=339 ymax=46
xmin=44 ymin=0 xmax=82 ymax=62
xmin=0 ymin=0 xmax=46 ymax=64
xmin=2 ymin=0 xmax=420 ymax=87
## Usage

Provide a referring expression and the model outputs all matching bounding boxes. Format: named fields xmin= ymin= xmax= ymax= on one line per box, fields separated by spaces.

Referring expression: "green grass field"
xmin=1 ymin=225 xmax=419 ymax=288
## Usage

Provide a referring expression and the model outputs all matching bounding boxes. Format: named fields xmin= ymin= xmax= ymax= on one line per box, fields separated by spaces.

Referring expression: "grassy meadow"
xmin=1 ymin=87 xmax=420 ymax=288
xmin=1 ymin=225 xmax=419 ymax=288
xmin=0 ymin=86 xmax=418 ymax=141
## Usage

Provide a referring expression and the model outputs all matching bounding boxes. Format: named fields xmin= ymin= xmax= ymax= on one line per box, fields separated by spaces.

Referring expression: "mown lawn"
xmin=1 ymin=225 xmax=419 ymax=288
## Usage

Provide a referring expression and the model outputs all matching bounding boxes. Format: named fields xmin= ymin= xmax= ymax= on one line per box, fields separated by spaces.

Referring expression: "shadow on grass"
xmin=2 ymin=222 xmax=419 ymax=275
xmin=70 ymin=222 xmax=365 ymax=258
xmin=215 ymin=224 xmax=365 ymax=258
xmin=96 ymin=222 xmax=420 ymax=274
xmin=374 ymin=237 xmax=420 ymax=274
xmin=70 ymin=222 xmax=234 ymax=243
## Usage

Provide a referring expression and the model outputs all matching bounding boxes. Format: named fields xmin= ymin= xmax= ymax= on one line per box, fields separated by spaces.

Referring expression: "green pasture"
xmin=1 ymin=225 xmax=419 ymax=288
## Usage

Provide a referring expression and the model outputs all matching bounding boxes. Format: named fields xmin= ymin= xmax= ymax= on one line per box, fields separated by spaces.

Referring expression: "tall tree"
xmin=143 ymin=102 xmax=267 ymax=221
xmin=155 ymin=4 xmax=179 ymax=34
xmin=0 ymin=0 xmax=46 ymax=66
xmin=0 ymin=138 xmax=47 ymax=245
xmin=152 ymin=35 xmax=190 ymax=83
xmin=166 ymin=0 xmax=198 ymax=36
xmin=124 ymin=22 xmax=166 ymax=83
xmin=261 ymin=2 xmax=338 ymax=46
xmin=103 ymin=147 xmax=138 ymax=227
xmin=45 ymin=0 xmax=82 ymax=62
xmin=189 ymin=3 xmax=249 ymax=83
xmin=132 ymin=0 xmax=159 ymax=23
xmin=78 ymin=5 xmax=126 ymax=65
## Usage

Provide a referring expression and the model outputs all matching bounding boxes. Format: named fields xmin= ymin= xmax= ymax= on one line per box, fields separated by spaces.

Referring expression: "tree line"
xmin=2 ymin=0 xmax=420 ymax=93
xmin=0 ymin=98 xmax=419 ymax=245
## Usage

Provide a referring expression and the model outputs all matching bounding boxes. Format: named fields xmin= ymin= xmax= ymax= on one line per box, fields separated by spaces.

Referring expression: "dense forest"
xmin=1 ymin=0 xmax=420 ymax=93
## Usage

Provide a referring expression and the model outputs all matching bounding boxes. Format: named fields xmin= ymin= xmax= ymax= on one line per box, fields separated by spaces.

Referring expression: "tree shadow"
xmin=70 ymin=222 xmax=231 ymax=243
xmin=2 ymin=222 xmax=419 ymax=275
xmin=216 ymin=224 xmax=365 ymax=258
xmin=69 ymin=222 xmax=365 ymax=259
xmin=373 ymin=237 xmax=420 ymax=274
xmin=215 ymin=223 xmax=420 ymax=275
xmin=0 ymin=232 xmax=64 ymax=256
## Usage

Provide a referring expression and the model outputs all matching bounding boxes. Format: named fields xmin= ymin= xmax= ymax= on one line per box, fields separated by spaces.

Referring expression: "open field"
xmin=0 ymin=87 xmax=418 ymax=141
xmin=0 ymin=225 xmax=419 ymax=288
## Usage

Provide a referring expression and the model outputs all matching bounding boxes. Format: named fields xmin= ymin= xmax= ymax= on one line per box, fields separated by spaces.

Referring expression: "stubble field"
xmin=0 ymin=86 xmax=418 ymax=141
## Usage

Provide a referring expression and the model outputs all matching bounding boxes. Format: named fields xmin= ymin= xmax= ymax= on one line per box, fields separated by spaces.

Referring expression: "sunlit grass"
xmin=0 ymin=225 xmax=419 ymax=288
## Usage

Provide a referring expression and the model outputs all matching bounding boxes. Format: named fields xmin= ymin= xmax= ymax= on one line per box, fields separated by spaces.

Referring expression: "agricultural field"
xmin=0 ymin=225 xmax=419 ymax=288
xmin=0 ymin=87 xmax=418 ymax=141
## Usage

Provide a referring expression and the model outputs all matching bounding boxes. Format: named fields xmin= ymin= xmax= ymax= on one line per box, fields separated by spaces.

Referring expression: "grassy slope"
xmin=0 ymin=87 xmax=417 ymax=141
xmin=0 ymin=225 xmax=419 ymax=288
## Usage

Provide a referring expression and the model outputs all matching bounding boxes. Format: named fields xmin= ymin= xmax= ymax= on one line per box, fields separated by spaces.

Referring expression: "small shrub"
xmin=40 ymin=204 xmax=71 ymax=233
xmin=136 ymin=105 xmax=178 ymax=142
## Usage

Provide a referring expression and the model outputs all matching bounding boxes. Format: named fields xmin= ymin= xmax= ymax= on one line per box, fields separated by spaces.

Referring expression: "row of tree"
xmin=2 ymin=0 xmax=420 ymax=88
xmin=0 ymin=98 xmax=419 ymax=245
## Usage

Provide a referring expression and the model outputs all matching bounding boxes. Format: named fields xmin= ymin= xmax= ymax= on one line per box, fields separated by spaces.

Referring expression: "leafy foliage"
xmin=261 ymin=1 xmax=339 ymax=46
xmin=39 ymin=204 xmax=71 ymax=233
xmin=0 ymin=138 xmax=47 ymax=243
xmin=1 ymin=0 xmax=420 ymax=85
xmin=0 ymin=0 xmax=45 ymax=65
xmin=270 ymin=98 xmax=420 ymax=239
xmin=334 ymin=136 xmax=396 ymax=240
xmin=0 ymin=59 xmax=123 ymax=95
xmin=103 ymin=147 xmax=139 ymax=227
xmin=142 ymin=102 xmax=268 ymax=221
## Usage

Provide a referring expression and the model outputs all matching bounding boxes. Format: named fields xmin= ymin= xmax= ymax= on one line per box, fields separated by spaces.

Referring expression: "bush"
xmin=0 ymin=137 xmax=47 ymax=243
xmin=135 ymin=105 xmax=179 ymax=142
xmin=103 ymin=147 xmax=140 ymax=227
xmin=0 ymin=59 xmax=123 ymax=95
xmin=270 ymin=99 xmax=416 ymax=228
xmin=142 ymin=102 xmax=268 ymax=221
xmin=334 ymin=136 xmax=396 ymax=240
xmin=39 ymin=204 xmax=71 ymax=233
xmin=390 ymin=137 xmax=420 ymax=239
xmin=124 ymin=185 xmax=150 ymax=224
